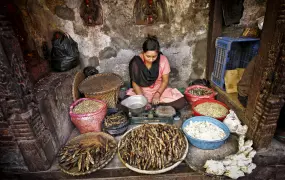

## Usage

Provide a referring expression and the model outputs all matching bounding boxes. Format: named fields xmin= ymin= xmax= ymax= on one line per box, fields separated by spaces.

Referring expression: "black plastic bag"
xmin=189 ymin=79 xmax=211 ymax=88
xmin=51 ymin=32 xmax=79 ymax=71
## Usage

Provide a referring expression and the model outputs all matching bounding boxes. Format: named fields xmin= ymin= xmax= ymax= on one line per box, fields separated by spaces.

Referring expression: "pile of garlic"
xmin=203 ymin=111 xmax=257 ymax=179
xmin=223 ymin=110 xmax=248 ymax=135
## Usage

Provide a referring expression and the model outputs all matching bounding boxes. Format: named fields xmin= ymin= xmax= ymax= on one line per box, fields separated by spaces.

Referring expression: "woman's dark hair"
xmin=142 ymin=35 xmax=160 ymax=52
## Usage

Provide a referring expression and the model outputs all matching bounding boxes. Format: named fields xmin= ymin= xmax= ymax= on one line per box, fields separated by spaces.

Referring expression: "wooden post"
xmin=206 ymin=0 xmax=223 ymax=80
xmin=246 ymin=0 xmax=285 ymax=149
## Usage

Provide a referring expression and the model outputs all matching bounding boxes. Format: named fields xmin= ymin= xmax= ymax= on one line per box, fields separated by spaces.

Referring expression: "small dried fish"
xmin=78 ymin=154 xmax=83 ymax=171
xmin=189 ymin=88 xmax=213 ymax=96
xmin=104 ymin=112 xmax=127 ymax=128
xmin=119 ymin=124 xmax=186 ymax=170
xmin=58 ymin=137 xmax=117 ymax=173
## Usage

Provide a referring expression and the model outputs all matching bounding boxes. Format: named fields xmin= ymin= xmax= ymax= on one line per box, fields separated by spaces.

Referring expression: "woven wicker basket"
xmin=72 ymin=71 xmax=85 ymax=101
xmin=58 ymin=132 xmax=117 ymax=176
xmin=117 ymin=124 xmax=189 ymax=174
xmin=78 ymin=73 xmax=123 ymax=108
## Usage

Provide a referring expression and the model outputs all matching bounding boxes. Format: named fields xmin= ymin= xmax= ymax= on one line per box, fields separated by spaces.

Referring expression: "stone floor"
xmin=3 ymin=139 xmax=284 ymax=180
xmin=2 ymin=105 xmax=285 ymax=180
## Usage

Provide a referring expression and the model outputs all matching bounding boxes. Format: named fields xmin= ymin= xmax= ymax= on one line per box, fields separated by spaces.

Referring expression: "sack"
xmin=51 ymin=32 xmax=79 ymax=71
xmin=237 ymin=57 xmax=256 ymax=97
xmin=224 ymin=70 xmax=239 ymax=93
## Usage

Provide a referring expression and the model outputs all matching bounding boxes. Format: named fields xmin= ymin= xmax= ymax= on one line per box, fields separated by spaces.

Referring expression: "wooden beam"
xmin=245 ymin=0 xmax=285 ymax=149
xmin=245 ymin=0 xmax=279 ymax=121
xmin=206 ymin=0 xmax=223 ymax=80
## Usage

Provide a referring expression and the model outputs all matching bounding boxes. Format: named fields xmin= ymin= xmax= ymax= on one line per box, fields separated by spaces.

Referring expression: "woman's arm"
xmin=152 ymin=73 xmax=169 ymax=104
xmin=157 ymin=73 xmax=169 ymax=94
xmin=132 ymin=81 xmax=144 ymax=95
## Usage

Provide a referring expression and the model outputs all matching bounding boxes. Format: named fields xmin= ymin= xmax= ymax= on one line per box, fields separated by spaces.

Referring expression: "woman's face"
xmin=143 ymin=50 xmax=158 ymax=63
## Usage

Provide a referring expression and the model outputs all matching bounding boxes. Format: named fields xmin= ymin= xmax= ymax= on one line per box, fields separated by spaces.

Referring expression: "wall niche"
xmin=80 ymin=0 xmax=103 ymax=26
xmin=134 ymin=0 xmax=169 ymax=25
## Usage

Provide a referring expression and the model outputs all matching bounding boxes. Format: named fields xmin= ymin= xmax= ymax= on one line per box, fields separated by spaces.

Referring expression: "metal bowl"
xmin=120 ymin=95 xmax=148 ymax=115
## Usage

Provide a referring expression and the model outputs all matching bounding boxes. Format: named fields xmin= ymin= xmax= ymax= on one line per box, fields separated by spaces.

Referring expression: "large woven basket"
xmin=118 ymin=124 xmax=189 ymax=174
xmin=58 ymin=132 xmax=117 ymax=176
xmin=72 ymin=71 xmax=85 ymax=101
xmin=78 ymin=73 xmax=124 ymax=108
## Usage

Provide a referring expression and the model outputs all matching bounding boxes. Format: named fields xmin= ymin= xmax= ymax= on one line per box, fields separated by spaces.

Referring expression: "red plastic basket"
xmin=192 ymin=99 xmax=229 ymax=121
xmin=184 ymin=85 xmax=216 ymax=104
xmin=69 ymin=98 xmax=107 ymax=133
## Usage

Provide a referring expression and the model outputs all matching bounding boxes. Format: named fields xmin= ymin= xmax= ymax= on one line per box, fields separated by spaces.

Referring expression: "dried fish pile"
xmin=104 ymin=112 xmax=127 ymax=128
xmin=58 ymin=136 xmax=116 ymax=173
xmin=189 ymin=88 xmax=213 ymax=96
xmin=119 ymin=124 xmax=187 ymax=170
xmin=73 ymin=100 xmax=103 ymax=114
xmin=194 ymin=102 xmax=228 ymax=118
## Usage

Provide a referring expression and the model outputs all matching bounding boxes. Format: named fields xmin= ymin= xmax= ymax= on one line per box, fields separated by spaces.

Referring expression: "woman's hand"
xmin=145 ymin=103 xmax=152 ymax=110
xmin=152 ymin=92 xmax=160 ymax=105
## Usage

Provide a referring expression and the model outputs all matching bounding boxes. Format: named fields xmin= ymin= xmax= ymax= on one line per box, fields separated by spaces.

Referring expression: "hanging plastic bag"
xmin=51 ymin=31 xmax=79 ymax=71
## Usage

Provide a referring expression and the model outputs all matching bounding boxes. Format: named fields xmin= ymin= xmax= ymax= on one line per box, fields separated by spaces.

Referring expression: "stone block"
xmin=254 ymin=155 xmax=280 ymax=166
xmin=111 ymin=37 xmax=129 ymax=50
xmin=276 ymin=166 xmax=285 ymax=180
xmin=0 ymin=146 xmax=28 ymax=172
xmin=55 ymin=6 xmax=75 ymax=21
xmin=185 ymin=135 xmax=238 ymax=171
xmin=73 ymin=22 xmax=88 ymax=36
xmin=99 ymin=47 xmax=117 ymax=60
xmin=88 ymin=56 xmax=99 ymax=67
xmin=65 ymin=0 xmax=82 ymax=9
xmin=35 ymin=71 xmax=75 ymax=149
xmin=253 ymin=166 xmax=276 ymax=180
xmin=18 ymin=140 xmax=51 ymax=171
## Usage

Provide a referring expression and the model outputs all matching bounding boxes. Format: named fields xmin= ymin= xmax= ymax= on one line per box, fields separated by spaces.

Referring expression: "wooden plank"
xmin=245 ymin=0 xmax=279 ymax=120
xmin=212 ymin=84 xmax=246 ymax=124
xmin=206 ymin=0 xmax=223 ymax=80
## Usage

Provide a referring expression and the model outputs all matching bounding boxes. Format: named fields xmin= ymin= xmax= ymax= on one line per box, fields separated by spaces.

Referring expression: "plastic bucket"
xmin=184 ymin=85 xmax=216 ymax=104
xmin=192 ymin=99 xmax=229 ymax=121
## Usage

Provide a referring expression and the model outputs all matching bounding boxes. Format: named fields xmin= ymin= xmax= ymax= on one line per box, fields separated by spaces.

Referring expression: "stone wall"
xmin=239 ymin=0 xmax=266 ymax=27
xmin=223 ymin=0 xmax=267 ymax=37
xmin=15 ymin=0 xmax=210 ymax=88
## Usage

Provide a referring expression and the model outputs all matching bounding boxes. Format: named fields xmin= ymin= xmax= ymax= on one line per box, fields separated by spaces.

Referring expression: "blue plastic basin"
xmin=182 ymin=116 xmax=230 ymax=150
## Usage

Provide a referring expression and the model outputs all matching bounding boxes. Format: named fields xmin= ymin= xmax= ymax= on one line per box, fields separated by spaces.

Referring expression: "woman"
xmin=127 ymin=35 xmax=186 ymax=110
